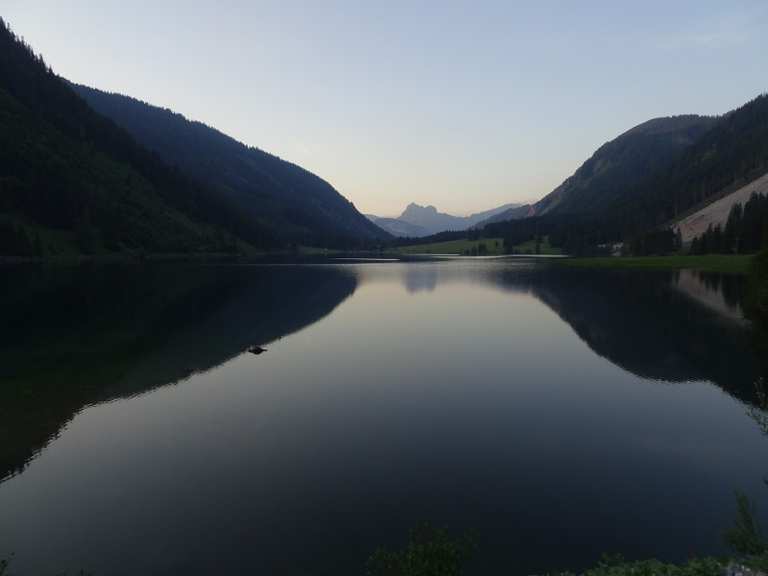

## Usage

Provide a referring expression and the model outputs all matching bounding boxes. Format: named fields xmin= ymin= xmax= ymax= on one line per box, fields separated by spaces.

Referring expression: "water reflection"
xmin=501 ymin=267 xmax=758 ymax=396
xmin=403 ymin=265 xmax=438 ymax=293
xmin=378 ymin=261 xmax=760 ymax=397
xmin=0 ymin=260 xmax=765 ymax=576
xmin=2 ymin=261 xmax=763 ymax=483
xmin=0 ymin=263 xmax=357 ymax=480
xmin=673 ymin=269 xmax=745 ymax=321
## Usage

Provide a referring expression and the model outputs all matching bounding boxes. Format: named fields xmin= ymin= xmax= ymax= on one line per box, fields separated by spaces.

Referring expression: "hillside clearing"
xmin=675 ymin=172 xmax=768 ymax=243
xmin=511 ymin=236 xmax=562 ymax=255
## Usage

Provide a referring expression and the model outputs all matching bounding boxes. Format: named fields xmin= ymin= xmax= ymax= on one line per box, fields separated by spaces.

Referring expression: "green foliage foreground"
xmin=725 ymin=491 xmax=766 ymax=557
xmin=572 ymin=552 xmax=768 ymax=576
xmin=365 ymin=490 xmax=768 ymax=576
xmin=566 ymin=555 xmax=726 ymax=576
xmin=364 ymin=533 xmax=756 ymax=576
xmin=366 ymin=523 xmax=476 ymax=576
xmin=3 ymin=496 xmax=768 ymax=575
xmin=366 ymin=541 xmax=768 ymax=576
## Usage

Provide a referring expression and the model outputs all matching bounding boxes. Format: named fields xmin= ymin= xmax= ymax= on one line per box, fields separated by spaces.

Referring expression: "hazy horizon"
xmin=4 ymin=0 xmax=767 ymax=215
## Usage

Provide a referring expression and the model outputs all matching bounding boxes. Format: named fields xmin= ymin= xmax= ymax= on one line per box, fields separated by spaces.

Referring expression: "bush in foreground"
xmin=366 ymin=523 xmax=475 ymax=576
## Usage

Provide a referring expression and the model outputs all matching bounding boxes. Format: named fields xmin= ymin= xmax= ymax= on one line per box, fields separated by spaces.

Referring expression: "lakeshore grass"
xmin=397 ymin=238 xmax=505 ymax=255
xmin=512 ymin=236 xmax=562 ymax=255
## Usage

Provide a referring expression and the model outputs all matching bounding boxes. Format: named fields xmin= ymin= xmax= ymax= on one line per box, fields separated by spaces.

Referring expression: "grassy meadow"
xmin=397 ymin=237 xmax=505 ymax=255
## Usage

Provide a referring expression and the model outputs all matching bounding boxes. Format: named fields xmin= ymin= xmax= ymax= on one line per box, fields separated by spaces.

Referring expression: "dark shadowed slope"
xmin=616 ymin=94 xmax=768 ymax=229
xmin=481 ymin=115 xmax=717 ymax=227
xmin=535 ymin=116 xmax=718 ymax=217
xmin=483 ymin=95 xmax=768 ymax=249
xmin=73 ymin=84 xmax=390 ymax=248
xmin=475 ymin=203 xmax=533 ymax=226
xmin=0 ymin=18 xmax=275 ymax=256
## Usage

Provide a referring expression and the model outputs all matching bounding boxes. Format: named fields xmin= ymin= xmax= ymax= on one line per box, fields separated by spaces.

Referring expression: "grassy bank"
xmin=397 ymin=238 xmax=505 ymax=255
xmin=512 ymin=236 xmax=562 ymax=255
xmin=396 ymin=236 xmax=563 ymax=256
xmin=557 ymin=254 xmax=755 ymax=274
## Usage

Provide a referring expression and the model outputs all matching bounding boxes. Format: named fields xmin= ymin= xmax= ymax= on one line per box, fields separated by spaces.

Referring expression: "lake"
xmin=1 ymin=259 xmax=766 ymax=575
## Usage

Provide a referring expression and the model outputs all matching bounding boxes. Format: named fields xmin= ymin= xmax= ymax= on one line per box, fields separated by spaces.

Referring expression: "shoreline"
xmin=554 ymin=254 xmax=755 ymax=274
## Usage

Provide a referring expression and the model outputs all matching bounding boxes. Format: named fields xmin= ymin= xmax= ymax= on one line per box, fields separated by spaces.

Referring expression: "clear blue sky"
xmin=4 ymin=0 xmax=767 ymax=216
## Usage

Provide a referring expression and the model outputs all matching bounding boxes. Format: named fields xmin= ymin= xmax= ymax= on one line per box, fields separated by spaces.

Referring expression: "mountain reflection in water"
xmin=0 ymin=263 xmax=357 ymax=480
xmin=0 ymin=260 xmax=765 ymax=576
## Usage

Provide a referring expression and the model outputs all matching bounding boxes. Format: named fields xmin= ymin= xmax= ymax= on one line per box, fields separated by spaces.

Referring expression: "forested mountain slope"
xmin=482 ymin=115 xmax=716 ymax=227
xmin=0 ymin=18 xmax=273 ymax=257
xmin=484 ymin=95 xmax=768 ymax=252
xmin=615 ymin=94 xmax=768 ymax=231
xmin=73 ymin=84 xmax=389 ymax=247
xmin=477 ymin=204 xmax=533 ymax=227
xmin=539 ymin=115 xmax=717 ymax=217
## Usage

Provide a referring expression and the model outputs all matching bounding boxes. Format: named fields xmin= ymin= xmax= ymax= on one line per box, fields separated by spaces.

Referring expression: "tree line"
xmin=690 ymin=192 xmax=768 ymax=255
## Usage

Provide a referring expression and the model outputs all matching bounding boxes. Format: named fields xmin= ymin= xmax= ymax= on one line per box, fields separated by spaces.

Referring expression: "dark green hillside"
xmin=485 ymin=95 xmax=768 ymax=253
xmin=480 ymin=116 xmax=715 ymax=227
xmin=0 ymin=18 xmax=275 ymax=257
xmin=538 ymin=115 xmax=717 ymax=217
xmin=73 ymin=84 xmax=390 ymax=247
xmin=622 ymin=94 xmax=768 ymax=228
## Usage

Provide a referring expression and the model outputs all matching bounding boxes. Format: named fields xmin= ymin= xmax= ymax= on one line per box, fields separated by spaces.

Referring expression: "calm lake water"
xmin=1 ymin=259 xmax=767 ymax=575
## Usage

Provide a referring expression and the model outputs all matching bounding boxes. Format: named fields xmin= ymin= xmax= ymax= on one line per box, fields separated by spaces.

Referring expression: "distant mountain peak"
xmin=369 ymin=201 xmax=522 ymax=237
xmin=401 ymin=203 xmax=440 ymax=220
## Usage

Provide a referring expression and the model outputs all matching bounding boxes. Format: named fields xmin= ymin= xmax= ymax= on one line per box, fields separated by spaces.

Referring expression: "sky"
xmin=3 ymin=1 xmax=767 ymax=216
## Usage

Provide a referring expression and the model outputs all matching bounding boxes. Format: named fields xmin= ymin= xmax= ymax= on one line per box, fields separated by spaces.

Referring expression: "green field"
xmin=397 ymin=235 xmax=564 ymax=256
xmin=511 ymin=236 xmax=562 ymax=255
xmin=558 ymin=254 xmax=755 ymax=274
xmin=397 ymin=238 xmax=505 ymax=255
